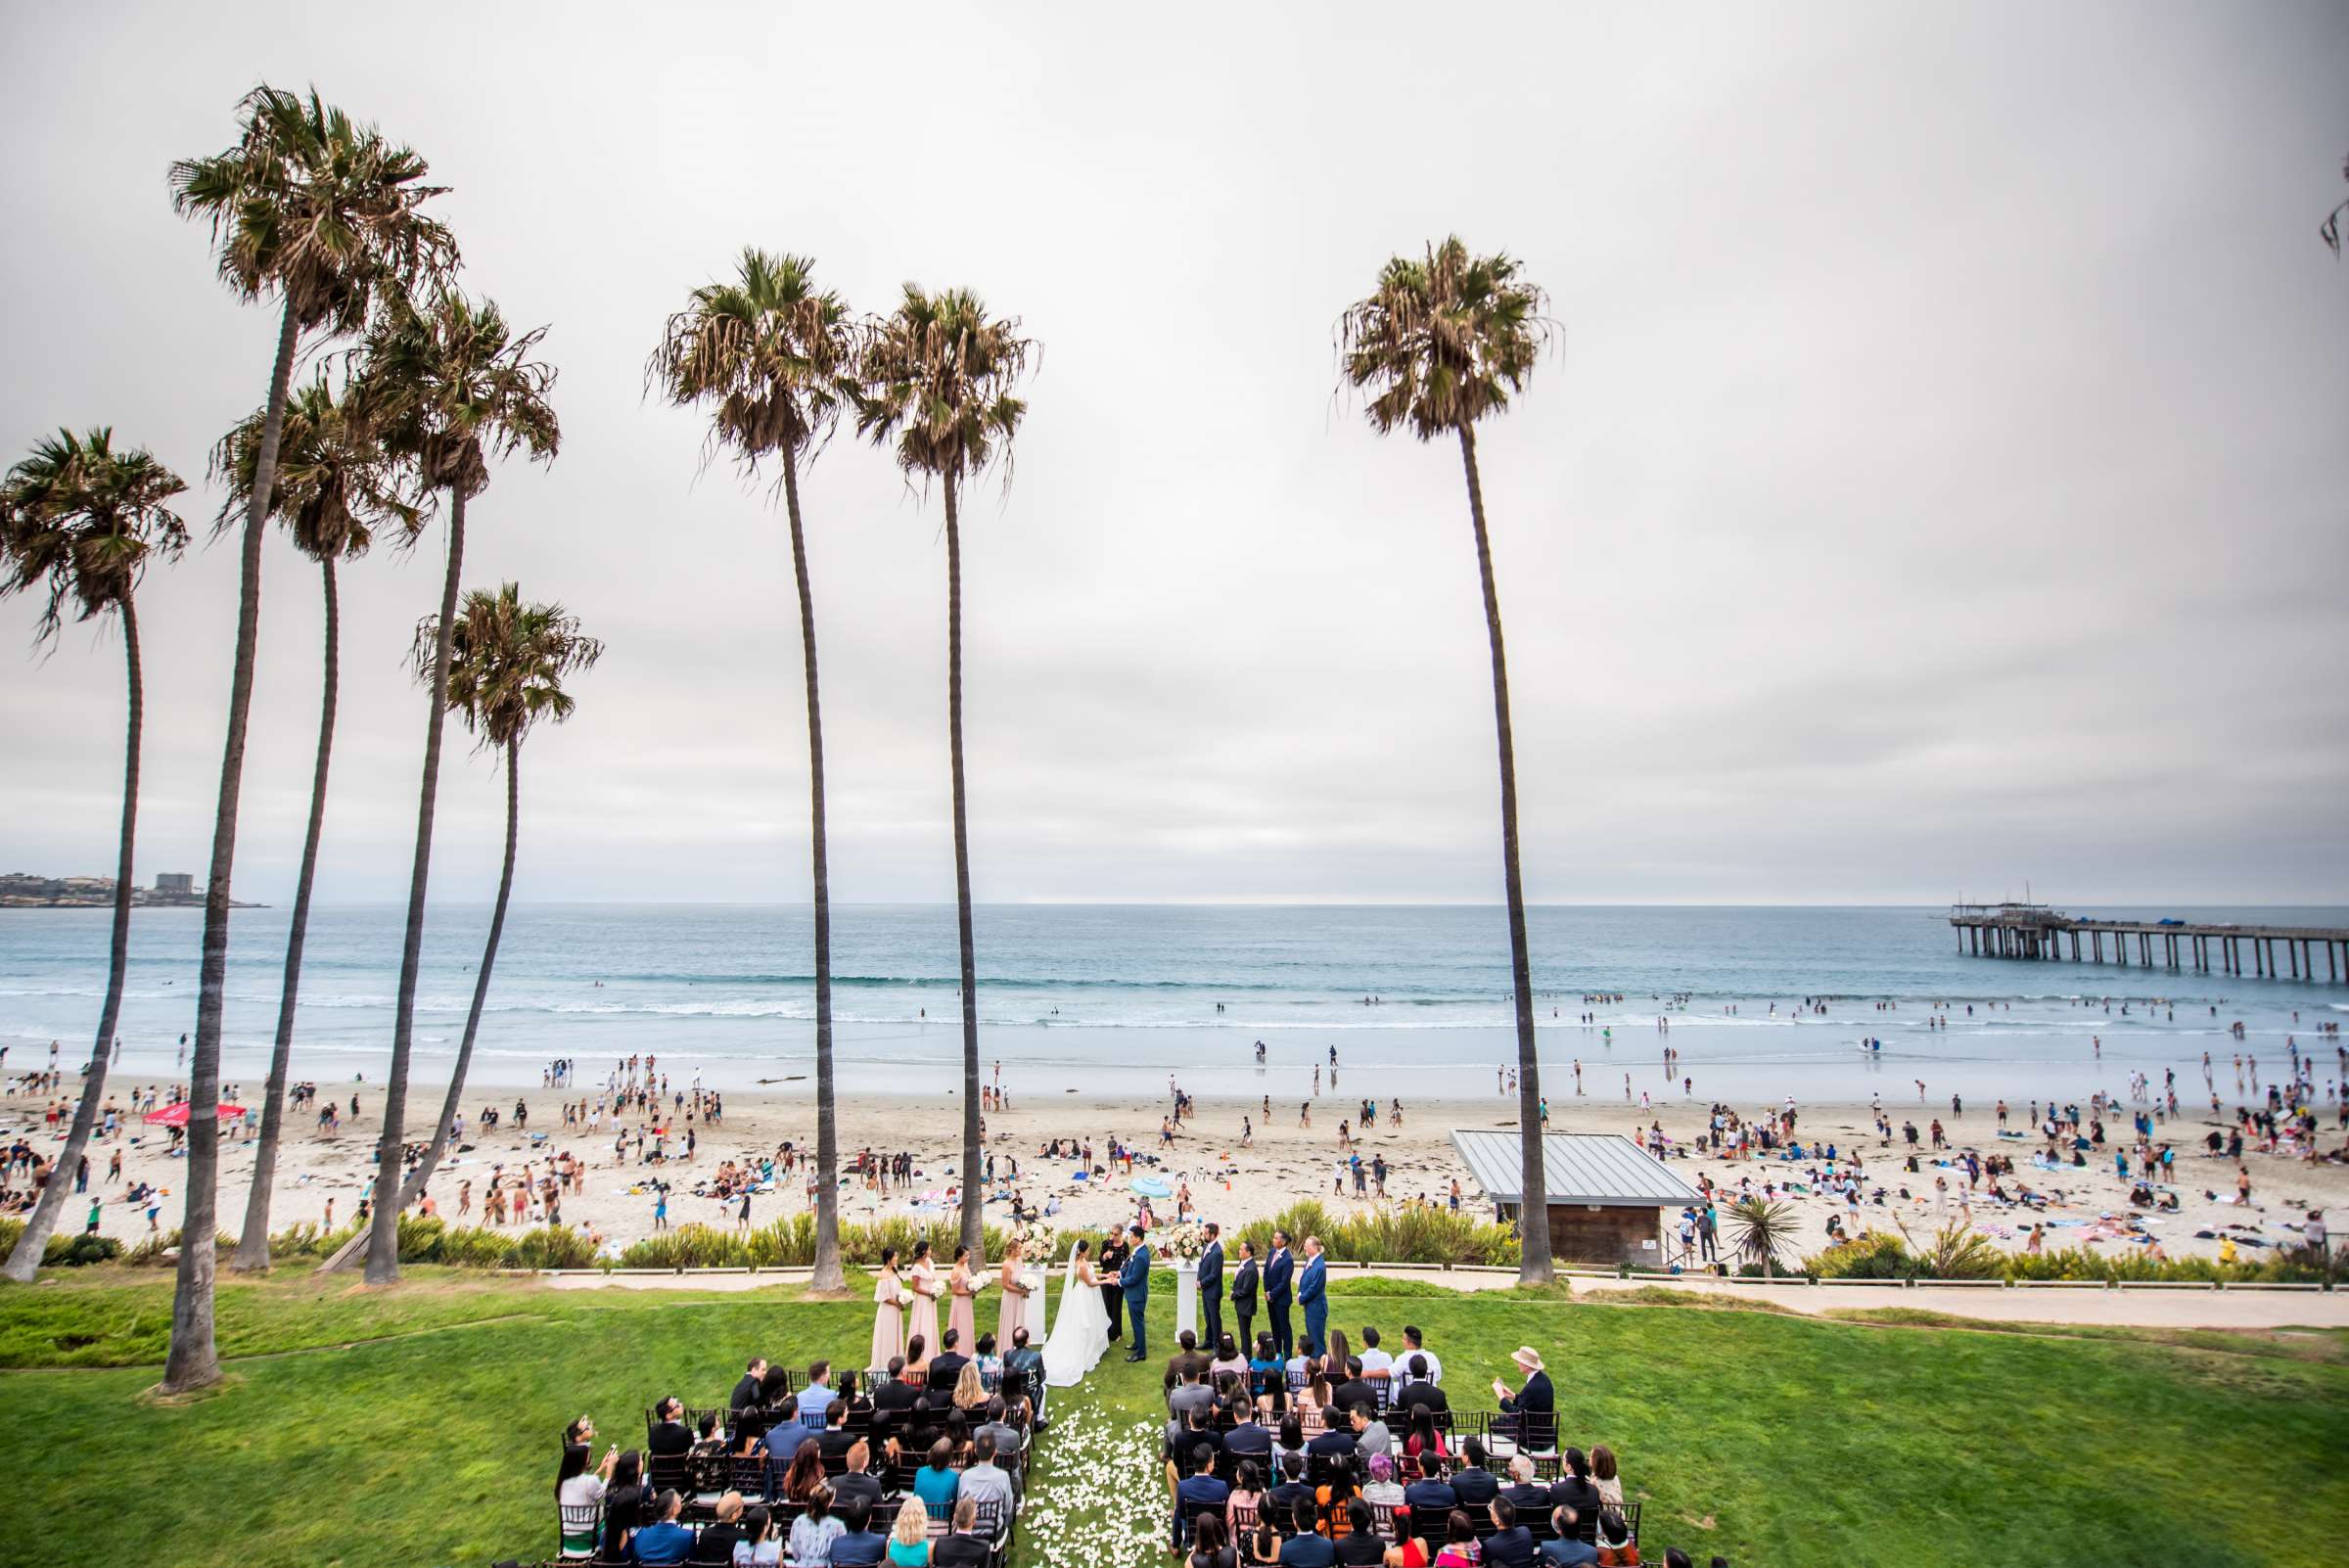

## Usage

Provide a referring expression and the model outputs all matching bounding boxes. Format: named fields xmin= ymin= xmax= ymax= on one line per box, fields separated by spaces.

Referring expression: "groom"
xmin=1119 ymin=1223 xmax=1153 ymax=1361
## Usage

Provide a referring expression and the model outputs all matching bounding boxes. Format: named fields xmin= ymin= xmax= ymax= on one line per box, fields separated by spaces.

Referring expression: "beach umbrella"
xmin=142 ymin=1101 xmax=246 ymax=1128
xmin=1130 ymin=1176 xmax=1172 ymax=1199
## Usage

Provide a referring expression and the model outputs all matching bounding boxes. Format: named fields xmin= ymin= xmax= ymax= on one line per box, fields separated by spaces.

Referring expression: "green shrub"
xmin=1810 ymin=1230 xmax=1913 ymax=1280
xmin=1230 ymin=1201 xmax=1518 ymax=1268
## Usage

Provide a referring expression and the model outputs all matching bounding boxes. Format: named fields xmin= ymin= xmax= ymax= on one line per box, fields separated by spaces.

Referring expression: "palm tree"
xmin=1338 ymin=237 xmax=1555 ymax=1285
xmin=395 ymin=585 xmax=600 ymax=1207
xmin=856 ymin=286 xmax=1035 ymax=1255
xmin=1725 ymin=1196 xmax=1799 ymax=1281
xmin=213 ymin=377 xmax=422 ymax=1272
xmin=647 ymin=250 xmax=858 ymax=1291
xmin=0 ymin=431 xmax=186 ymax=1283
xmin=165 ymin=83 xmax=454 ymax=1389
xmin=347 ymin=289 xmax=560 ymax=1285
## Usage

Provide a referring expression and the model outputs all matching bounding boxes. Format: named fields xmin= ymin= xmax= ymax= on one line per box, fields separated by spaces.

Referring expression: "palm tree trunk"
xmin=1457 ymin=424 xmax=1550 ymax=1287
xmin=3 ymin=596 xmax=142 ymax=1283
xmin=398 ymin=737 xmax=519 ymax=1207
xmin=944 ymin=471 xmax=983 ymax=1256
xmin=781 ymin=451 xmax=845 ymax=1293
xmin=165 ymin=297 xmax=298 ymax=1393
xmin=233 ymin=555 xmax=339 ymax=1272
xmin=359 ymin=484 xmax=465 ymax=1284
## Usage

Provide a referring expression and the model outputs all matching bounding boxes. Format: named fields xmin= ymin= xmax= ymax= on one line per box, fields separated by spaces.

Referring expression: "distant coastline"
xmin=0 ymin=873 xmax=263 ymax=910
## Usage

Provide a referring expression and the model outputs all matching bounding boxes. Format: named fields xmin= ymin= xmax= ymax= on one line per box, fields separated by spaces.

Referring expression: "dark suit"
xmin=730 ymin=1373 xmax=763 ymax=1411
xmin=1229 ymin=1255 xmax=1259 ymax=1353
xmin=1264 ymin=1248 xmax=1295 ymax=1360
xmin=1449 ymin=1467 xmax=1500 ymax=1509
xmin=1099 ymin=1237 xmax=1130 ymax=1342
xmin=1120 ymin=1239 xmax=1153 ymax=1358
xmin=1394 ymin=1380 xmax=1448 ymax=1417
xmin=1497 ymin=1369 xmax=1555 ymax=1450
xmin=648 ymin=1419 xmax=693 ymax=1457
xmin=1297 ymin=1254 xmax=1327 ymax=1353
xmin=1484 ymin=1525 xmax=1538 ymax=1568
xmin=928 ymin=1350 xmax=970 ymax=1388
xmin=1546 ymin=1477 xmax=1601 ymax=1519
xmin=1197 ymin=1239 xmax=1225 ymax=1347
xmin=1403 ymin=1479 xmax=1458 ymax=1518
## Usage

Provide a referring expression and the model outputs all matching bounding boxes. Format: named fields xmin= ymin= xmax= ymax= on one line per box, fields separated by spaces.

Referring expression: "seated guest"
xmin=1547 ymin=1450 xmax=1600 ymax=1521
xmin=830 ymin=1496 xmax=891 ymax=1568
xmin=960 ymin=1431 xmax=1017 ymax=1521
xmin=1400 ymin=1328 xmax=1442 ymax=1387
xmin=818 ymin=1399 xmax=859 ymax=1465
xmin=1248 ymin=1333 xmax=1286 ymax=1392
xmin=1245 ymin=1511 xmax=1285 ymax=1568
xmin=1492 ymin=1348 xmax=1553 ymax=1452
xmin=912 ymin=1438 xmax=961 ymax=1518
xmin=1278 ymin=1499 xmax=1338 ymax=1567
xmin=1169 ymin=1406 xmax=1221 ymax=1476
xmin=1191 ymin=1510 xmax=1242 ymax=1568
xmin=1225 ymin=1405 xmax=1273 ymax=1459
xmin=649 ymin=1397 xmax=694 ymax=1457
xmin=974 ymin=1397 xmax=1025 ymax=1460
xmin=770 ymin=1435 xmax=824 ymax=1503
xmin=1316 ymin=1456 xmax=1361 ymax=1537
xmin=1433 ymin=1510 xmax=1480 ymax=1568
xmin=1213 ymin=1370 xmax=1248 ymax=1422
xmin=951 ymin=1360 xmax=989 ymax=1416
xmin=1402 ymin=1453 xmax=1457 ymax=1521
xmin=832 ymin=1439 xmax=886 ymax=1512
xmin=1361 ymin=1453 xmax=1406 ymax=1511
xmin=1539 ymin=1509 xmax=1597 ymax=1567
xmin=871 ymin=1357 xmax=920 ymax=1455
xmin=1171 ymin=1361 xmax=1217 ymax=1422
xmin=1001 ymin=1325 xmax=1047 ymax=1427
xmin=692 ymin=1411 xmax=727 ymax=1458
xmin=1338 ymin=1499 xmax=1386 ymax=1566
xmin=691 ymin=1492 xmax=747 ymax=1566
xmin=1166 ymin=1328 xmax=1216 ymax=1393
xmin=732 ymin=1358 xmax=768 ymax=1412
xmin=1501 ymin=1456 xmax=1549 ymax=1513
xmin=1272 ymin=1416 xmax=1309 ymax=1471
xmin=1590 ymin=1510 xmax=1634 ymax=1564
xmin=759 ymin=1362 xmax=794 ymax=1409
xmin=903 ymin=1333 xmax=933 ymax=1386
xmin=1334 ymin=1359 xmax=1379 ymax=1415
xmin=930 ymin=1328 xmax=971 ymax=1386
xmin=1226 ymin=1460 xmax=1266 ymax=1534
xmin=1382 ymin=1531 xmax=1432 ymax=1568
xmin=732 ymin=1505 xmax=780 ymax=1568
xmin=1209 ymin=1332 xmax=1250 ymax=1380
xmin=1308 ymin=1407 xmax=1358 ymax=1458
xmin=628 ymin=1489 xmax=695 ymax=1566
xmin=1448 ymin=1440 xmax=1498 ymax=1509
xmin=1394 ymin=1358 xmax=1447 ymax=1417
xmin=1349 ymin=1405 xmax=1392 ymax=1462
xmin=598 ymin=1451 xmax=648 ymax=1562
xmin=934 ymin=1497 xmax=991 ymax=1568
xmin=796 ymin=1360 xmax=839 ymax=1438
xmin=1589 ymin=1447 xmax=1624 ymax=1507
xmin=973 ymin=1332 xmax=1003 ymax=1382
xmin=1357 ymin=1327 xmax=1394 ymax=1396
xmin=887 ymin=1497 xmax=933 ymax=1567
xmin=560 ymin=1442 xmax=616 ymax=1556
xmin=788 ymin=1485 xmax=846 ymax=1566
xmin=1483 ymin=1499 xmax=1536 ymax=1568
xmin=1403 ymin=1407 xmax=1448 ymax=1462
xmin=1265 ymin=1454 xmax=1314 ymax=1529
xmin=1173 ymin=1444 xmax=1232 ymax=1547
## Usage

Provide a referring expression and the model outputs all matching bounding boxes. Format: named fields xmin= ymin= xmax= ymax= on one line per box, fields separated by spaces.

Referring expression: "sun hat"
xmin=1511 ymin=1346 xmax=1544 ymax=1373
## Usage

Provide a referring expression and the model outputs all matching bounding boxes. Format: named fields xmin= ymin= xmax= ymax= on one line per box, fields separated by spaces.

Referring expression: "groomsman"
xmin=1298 ymin=1234 xmax=1329 ymax=1355
xmin=1265 ymin=1230 xmax=1296 ymax=1360
xmin=1197 ymin=1222 xmax=1225 ymax=1348
xmin=1229 ymin=1238 xmax=1260 ymax=1356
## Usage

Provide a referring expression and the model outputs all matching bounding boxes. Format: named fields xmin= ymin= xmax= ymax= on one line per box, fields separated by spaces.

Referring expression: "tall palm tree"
xmin=647 ymin=250 xmax=858 ymax=1290
xmin=1338 ymin=237 xmax=1556 ymax=1284
xmin=856 ymin=286 xmax=1034 ymax=1255
xmin=0 ymin=431 xmax=187 ymax=1283
xmin=347 ymin=289 xmax=559 ymax=1285
xmin=213 ymin=377 xmax=423 ymax=1271
xmin=395 ymin=584 xmax=600 ymax=1207
xmin=165 ymin=83 xmax=454 ymax=1388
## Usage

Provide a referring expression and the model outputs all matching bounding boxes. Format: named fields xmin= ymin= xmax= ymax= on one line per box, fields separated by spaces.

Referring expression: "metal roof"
xmin=1449 ymin=1130 xmax=1703 ymax=1208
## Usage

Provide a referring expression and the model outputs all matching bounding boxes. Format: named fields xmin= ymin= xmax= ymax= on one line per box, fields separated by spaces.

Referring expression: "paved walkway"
xmin=539 ymin=1267 xmax=2348 ymax=1331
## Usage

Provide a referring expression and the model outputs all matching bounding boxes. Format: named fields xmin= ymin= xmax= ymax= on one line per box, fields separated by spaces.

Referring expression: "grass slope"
xmin=0 ymin=1269 xmax=2341 ymax=1568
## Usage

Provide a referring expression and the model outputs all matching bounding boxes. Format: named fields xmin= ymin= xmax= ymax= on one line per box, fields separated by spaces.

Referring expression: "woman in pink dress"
xmin=996 ymin=1236 xmax=1033 ymax=1347
xmin=906 ymin=1240 xmax=941 ymax=1355
xmin=945 ymin=1243 xmax=979 ymax=1352
xmin=871 ymin=1248 xmax=907 ymax=1369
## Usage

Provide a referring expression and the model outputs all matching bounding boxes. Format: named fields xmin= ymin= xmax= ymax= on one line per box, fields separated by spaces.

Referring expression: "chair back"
xmin=557 ymin=1500 xmax=602 ymax=1561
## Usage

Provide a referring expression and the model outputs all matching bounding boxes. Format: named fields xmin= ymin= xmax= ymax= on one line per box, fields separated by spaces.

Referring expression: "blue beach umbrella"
xmin=1130 ymin=1176 xmax=1172 ymax=1199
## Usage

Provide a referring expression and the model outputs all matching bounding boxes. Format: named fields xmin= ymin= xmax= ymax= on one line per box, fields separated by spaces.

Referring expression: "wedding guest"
xmin=1404 ymin=1407 xmax=1448 ymax=1461
xmin=872 ymin=1249 xmax=907 ymax=1368
xmin=830 ymin=1497 xmax=890 ymax=1568
xmin=1317 ymin=1457 xmax=1361 ymax=1538
xmin=1357 ymin=1327 xmax=1394 ymax=1400
xmin=1449 ymin=1440 xmax=1499 ymax=1509
xmin=904 ymin=1334 xmax=934 ymax=1387
xmin=694 ymin=1492 xmax=747 ymax=1565
xmin=628 ymin=1490 xmax=694 ymax=1566
xmin=1395 ymin=1357 xmax=1447 ymax=1415
xmin=1589 ymin=1447 xmax=1624 ymax=1507
xmin=912 ymin=1438 xmax=960 ymax=1518
xmin=1226 ymin=1460 xmax=1266 ymax=1536
xmin=1280 ymin=1498 xmax=1337 ymax=1567
xmin=1401 ymin=1327 xmax=1442 ymax=1386
xmin=817 ymin=1402 xmax=858 ymax=1466
xmin=934 ymin=1497 xmax=991 ymax=1568
xmin=1338 ymin=1500 xmax=1386 ymax=1566
xmin=1493 ymin=1348 xmax=1553 ymax=1451
xmin=1191 ymin=1510 xmax=1241 ymax=1568
xmin=932 ymin=1328 xmax=971 ymax=1387
xmin=795 ymin=1360 xmax=838 ymax=1439
xmin=1483 ymin=1499 xmax=1537 ymax=1568
xmin=649 ymin=1397 xmax=693 ymax=1457
xmin=1432 ymin=1510 xmax=1479 ymax=1568
xmin=597 ymin=1452 xmax=648 ymax=1561
xmin=1501 ymin=1457 xmax=1549 ymax=1513
xmin=945 ymin=1244 xmax=979 ymax=1352
xmin=1362 ymin=1453 xmax=1407 ymax=1511
xmin=887 ymin=1498 xmax=933 ymax=1567
xmin=960 ymin=1431 xmax=1016 ymax=1520
xmin=1173 ymin=1444 xmax=1232 ymax=1548
xmin=775 ymin=1436 xmax=826 ymax=1504
xmin=952 ymin=1360 xmax=989 ymax=1415
xmin=833 ymin=1440 xmax=886 ymax=1513
xmin=1539 ymin=1510 xmax=1597 ymax=1567
xmin=1001 ymin=1325 xmax=1047 ymax=1427
xmin=733 ymin=1505 xmax=780 ymax=1568
xmin=1166 ymin=1328 xmax=1215 ymax=1392
xmin=1224 ymin=1405 xmax=1273 ymax=1459
xmin=789 ymin=1486 xmax=846 ymax=1566
xmin=1547 ymin=1450 xmax=1600 ymax=1520
xmin=732 ymin=1357 xmax=769 ymax=1412
xmin=1210 ymin=1333 xmax=1250 ymax=1380
xmin=974 ymin=1397 xmax=1025 ymax=1460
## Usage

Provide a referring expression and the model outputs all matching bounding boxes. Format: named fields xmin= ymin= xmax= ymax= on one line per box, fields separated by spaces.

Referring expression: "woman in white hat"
xmin=1492 ymin=1346 xmax=1554 ymax=1452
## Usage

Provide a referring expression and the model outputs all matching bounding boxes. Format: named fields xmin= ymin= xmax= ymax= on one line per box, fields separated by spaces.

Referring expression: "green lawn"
xmin=0 ymin=1268 xmax=2342 ymax=1568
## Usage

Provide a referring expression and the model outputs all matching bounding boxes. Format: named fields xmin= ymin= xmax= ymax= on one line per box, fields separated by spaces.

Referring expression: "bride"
xmin=1041 ymin=1237 xmax=1111 ymax=1387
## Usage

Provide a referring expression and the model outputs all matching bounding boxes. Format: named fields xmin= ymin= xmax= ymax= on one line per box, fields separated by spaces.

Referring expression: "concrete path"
xmin=538 ymin=1266 xmax=2348 ymax=1331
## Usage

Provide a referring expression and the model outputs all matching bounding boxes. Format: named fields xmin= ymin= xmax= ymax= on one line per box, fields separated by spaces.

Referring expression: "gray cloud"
xmin=1 ymin=1 xmax=2343 ymax=908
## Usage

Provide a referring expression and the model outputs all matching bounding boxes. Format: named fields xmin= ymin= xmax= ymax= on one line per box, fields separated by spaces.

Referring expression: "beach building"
xmin=1450 ymin=1129 xmax=1702 ymax=1266
xmin=154 ymin=872 xmax=194 ymax=896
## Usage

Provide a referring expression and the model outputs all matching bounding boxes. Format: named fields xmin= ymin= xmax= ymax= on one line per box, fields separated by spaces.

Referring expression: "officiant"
xmin=1099 ymin=1229 xmax=1131 ymax=1343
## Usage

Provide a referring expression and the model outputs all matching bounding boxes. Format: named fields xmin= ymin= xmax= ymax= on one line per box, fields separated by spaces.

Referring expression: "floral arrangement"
xmin=1154 ymin=1221 xmax=1210 ymax=1260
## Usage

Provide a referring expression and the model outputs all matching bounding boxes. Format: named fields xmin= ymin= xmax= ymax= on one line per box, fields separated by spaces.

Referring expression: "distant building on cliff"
xmin=155 ymin=873 xmax=194 ymax=897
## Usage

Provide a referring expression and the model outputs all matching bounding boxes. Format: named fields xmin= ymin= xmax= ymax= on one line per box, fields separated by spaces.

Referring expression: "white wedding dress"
xmin=1042 ymin=1252 xmax=1111 ymax=1387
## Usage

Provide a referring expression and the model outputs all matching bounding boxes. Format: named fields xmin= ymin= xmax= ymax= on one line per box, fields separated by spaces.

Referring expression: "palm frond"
xmin=1334 ymin=236 xmax=1555 ymax=442
xmin=0 ymin=428 xmax=188 ymax=645
xmin=414 ymin=582 xmax=602 ymax=753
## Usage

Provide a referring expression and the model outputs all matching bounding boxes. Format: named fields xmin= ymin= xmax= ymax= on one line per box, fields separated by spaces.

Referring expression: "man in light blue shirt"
xmin=794 ymin=1359 xmax=836 ymax=1440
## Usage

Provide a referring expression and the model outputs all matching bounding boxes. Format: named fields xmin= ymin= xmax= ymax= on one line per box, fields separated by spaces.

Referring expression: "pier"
xmin=1949 ymin=902 xmax=2349 ymax=983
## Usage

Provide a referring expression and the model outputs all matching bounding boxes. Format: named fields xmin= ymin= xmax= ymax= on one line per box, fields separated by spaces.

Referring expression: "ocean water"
xmin=2 ymin=903 xmax=2343 ymax=1109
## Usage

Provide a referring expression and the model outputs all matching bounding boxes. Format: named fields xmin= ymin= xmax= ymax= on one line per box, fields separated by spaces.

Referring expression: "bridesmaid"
xmin=945 ymin=1243 xmax=979 ymax=1353
xmin=996 ymin=1237 xmax=1031 ymax=1348
xmin=870 ymin=1247 xmax=906 ymax=1369
xmin=906 ymin=1240 xmax=942 ymax=1355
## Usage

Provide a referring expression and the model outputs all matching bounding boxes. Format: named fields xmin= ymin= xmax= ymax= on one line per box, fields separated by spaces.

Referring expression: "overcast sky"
xmin=1 ymin=2 xmax=2343 ymax=907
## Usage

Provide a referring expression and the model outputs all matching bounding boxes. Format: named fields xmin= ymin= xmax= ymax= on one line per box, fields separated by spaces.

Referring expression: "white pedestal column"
xmin=1175 ymin=1256 xmax=1199 ymax=1341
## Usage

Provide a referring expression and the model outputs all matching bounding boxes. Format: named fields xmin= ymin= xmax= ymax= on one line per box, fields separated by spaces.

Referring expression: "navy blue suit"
xmin=1297 ymin=1253 xmax=1328 ymax=1354
xmin=1121 ymin=1239 xmax=1153 ymax=1358
xmin=1264 ymin=1247 xmax=1296 ymax=1360
xmin=1196 ymin=1240 xmax=1224 ymax=1348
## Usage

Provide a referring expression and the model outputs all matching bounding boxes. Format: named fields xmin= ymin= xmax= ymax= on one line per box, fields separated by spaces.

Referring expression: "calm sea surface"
xmin=3 ymin=904 xmax=2343 ymax=1107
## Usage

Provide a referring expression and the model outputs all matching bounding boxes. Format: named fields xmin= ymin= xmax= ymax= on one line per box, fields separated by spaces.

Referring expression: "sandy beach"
xmin=17 ymin=1069 xmax=2343 ymax=1268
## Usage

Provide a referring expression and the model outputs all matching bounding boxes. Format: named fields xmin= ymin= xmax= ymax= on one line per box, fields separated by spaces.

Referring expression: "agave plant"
xmin=1724 ymin=1196 xmax=1800 ymax=1280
